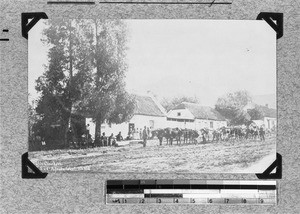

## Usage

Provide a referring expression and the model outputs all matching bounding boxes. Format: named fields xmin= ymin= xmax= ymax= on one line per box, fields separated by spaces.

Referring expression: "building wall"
xmin=166 ymin=108 xmax=227 ymax=130
xmin=86 ymin=114 xmax=228 ymax=139
xmin=86 ymin=115 xmax=167 ymax=139
xmin=129 ymin=114 xmax=167 ymax=131
xmin=167 ymin=120 xmax=195 ymax=129
xmin=195 ymin=119 xmax=227 ymax=130
xmin=166 ymin=108 xmax=196 ymax=129
xmin=264 ymin=117 xmax=276 ymax=129
xmin=166 ymin=118 xmax=227 ymax=130
xmin=251 ymin=118 xmax=277 ymax=130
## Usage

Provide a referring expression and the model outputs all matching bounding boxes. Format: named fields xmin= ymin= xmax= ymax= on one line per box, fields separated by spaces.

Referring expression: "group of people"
xmin=66 ymin=123 xmax=153 ymax=149
xmin=128 ymin=126 xmax=152 ymax=141
xmin=210 ymin=124 xmax=270 ymax=142
xmin=67 ymin=124 xmax=124 ymax=149
xmin=93 ymin=132 xmax=123 ymax=147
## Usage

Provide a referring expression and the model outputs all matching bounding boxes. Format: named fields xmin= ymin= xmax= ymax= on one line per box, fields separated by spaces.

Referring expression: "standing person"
xmin=139 ymin=129 xmax=142 ymax=140
xmin=157 ymin=129 xmax=164 ymax=146
xmin=86 ymin=124 xmax=90 ymax=140
xmin=108 ymin=133 xmax=114 ymax=146
xmin=116 ymin=132 xmax=123 ymax=141
xmin=259 ymin=125 xmax=265 ymax=141
xmin=101 ymin=132 xmax=106 ymax=146
xmin=147 ymin=127 xmax=150 ymax=139
xmin=142 ymin=126 xmax=148 ymax=147
xmin=94 ymin=133 xmax=100 ymax=147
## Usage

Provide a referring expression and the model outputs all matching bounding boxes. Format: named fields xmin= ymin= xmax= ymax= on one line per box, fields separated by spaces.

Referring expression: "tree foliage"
xmin=161 ymin=96 xmax=200 ymax=112
xmin=247 ymin=107 xmax=263 ymax=120
xmin=33 ymin=19 xmax=135 ymax=145
xmin=215 ymin=90 xmax=252 ymax=125
xmin=74 ymin=19 xmax=135 ymax=137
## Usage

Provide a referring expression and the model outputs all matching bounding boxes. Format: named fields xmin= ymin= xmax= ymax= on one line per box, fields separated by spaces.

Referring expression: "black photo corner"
xmin=255 ymin=12 xmax=283 ymax=179
xmin=256 ymin=12 xmax=283 ymax=39
xmin=22 ymin=12 xmax=49 ymax=179
xmin=22 ymin=152 xmax=48 ymax=179
xmin=21 ymin=12 xmax=48 ymax=39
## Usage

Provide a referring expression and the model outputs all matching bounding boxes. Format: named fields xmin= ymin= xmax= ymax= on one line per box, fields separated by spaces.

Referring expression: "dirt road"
xmin=30 ymin=136 xmax=276 ymax=174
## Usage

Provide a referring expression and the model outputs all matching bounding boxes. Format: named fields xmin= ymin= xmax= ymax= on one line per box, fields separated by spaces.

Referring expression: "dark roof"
xmin=173 ymin=102 xmax=226 ymax=121
xmin=133 ymin=95 xmax=165 ymax=117
xmin=256 ymin=105 xmax=276 ymax=118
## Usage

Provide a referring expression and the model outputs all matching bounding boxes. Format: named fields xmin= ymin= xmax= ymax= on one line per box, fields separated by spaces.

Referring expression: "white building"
xmin=167 ymin=102 xmax=227 ymax=130
xmin=86 ymin=94 xmax=167 ymax=139
xmin=244 ymin=103 xmax=277 ymax=130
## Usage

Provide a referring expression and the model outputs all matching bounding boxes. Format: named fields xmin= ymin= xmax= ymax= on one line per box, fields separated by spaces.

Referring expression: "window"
xmin=177 ymin=112 xmax=181 ymax=116
xmin=210 ymin=121 xmax=213 ymax=129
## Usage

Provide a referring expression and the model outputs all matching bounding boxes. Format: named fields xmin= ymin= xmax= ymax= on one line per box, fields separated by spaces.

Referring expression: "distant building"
xmin=167 ymin=102 xmax=227 ymax=130
xmin=86 ymin=94 xmax=167 ymax=139
xmin=244 ymin=103 xmax=277 ymax=129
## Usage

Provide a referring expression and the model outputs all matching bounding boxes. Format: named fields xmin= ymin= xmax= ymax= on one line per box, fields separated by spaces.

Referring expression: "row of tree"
xmin=30 ymin=19 xmax=135 ymax=148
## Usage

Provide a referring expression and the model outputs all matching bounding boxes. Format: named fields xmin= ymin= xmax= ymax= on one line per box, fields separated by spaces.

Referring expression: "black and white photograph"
xmin=28 ymin=19 xmax=277 ymax=173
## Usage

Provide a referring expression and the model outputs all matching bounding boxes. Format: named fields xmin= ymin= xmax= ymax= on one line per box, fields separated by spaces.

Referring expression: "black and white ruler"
xmin=106 ymin=180 xmax=276 ymax=205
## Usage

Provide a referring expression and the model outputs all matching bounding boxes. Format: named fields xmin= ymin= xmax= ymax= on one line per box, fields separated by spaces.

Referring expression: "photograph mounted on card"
xmin=28 ymin=19 xmax=276 ymax=174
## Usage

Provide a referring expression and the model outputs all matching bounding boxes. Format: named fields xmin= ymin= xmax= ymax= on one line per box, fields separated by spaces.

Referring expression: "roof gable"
xmin=174 ymin=102 xmax=226 ymax=121
xmin=133 ymin=95 xmax=165 ymax=117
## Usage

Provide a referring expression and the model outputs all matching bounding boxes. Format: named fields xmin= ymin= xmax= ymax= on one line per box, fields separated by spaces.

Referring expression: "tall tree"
xmin=215 ymin=90 xmax=252 ymax=125
xmin=35 ymin=19 xmax=84 ymax=146
xmin=34 ymin=19 xmax=135 ymax=146
xmin=76 ymin=19 xmax=135 ymax=138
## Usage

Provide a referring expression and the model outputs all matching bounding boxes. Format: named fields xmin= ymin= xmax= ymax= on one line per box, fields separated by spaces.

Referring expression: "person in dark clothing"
xmin=86 ymin=124 xmax=90 ymax=140
xmin=116 ymin=132 xmax=123 ymax=141
xmin=139 ymin=129 xmax=142 ymax=140
xmin=259 ymin=126 xmax=265 ymax=141
xmin=94 ymin=134 xmax=100 ymax=147
xmin=157 ymin=129 xmax=164 ymax=146
xmin=142 ymin=126 xmax=148 ymax=147
xmin=101 ymin=132 xmax=107 ymax=146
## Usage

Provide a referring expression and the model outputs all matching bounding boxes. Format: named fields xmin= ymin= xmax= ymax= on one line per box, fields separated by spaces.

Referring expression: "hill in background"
xmin=252 ymin=94 xmax=276 ymax=109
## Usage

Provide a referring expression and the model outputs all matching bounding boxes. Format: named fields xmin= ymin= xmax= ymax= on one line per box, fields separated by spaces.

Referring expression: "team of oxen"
xmin=151 ymin=124 xmax=271 ymax=146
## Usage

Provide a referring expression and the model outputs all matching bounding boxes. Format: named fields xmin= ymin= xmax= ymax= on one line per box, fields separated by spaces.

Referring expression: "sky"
xmin=28 ymin=19 xmax=276 ymax=107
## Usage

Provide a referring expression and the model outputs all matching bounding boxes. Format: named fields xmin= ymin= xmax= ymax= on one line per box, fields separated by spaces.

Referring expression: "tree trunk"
xmin=94 ymin=19 xmax=101 ymax=139
xmin=64 ymin=20 xmax=74 ymax=148
xmin=95 ymin=119 xmax=101 ymax=139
